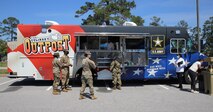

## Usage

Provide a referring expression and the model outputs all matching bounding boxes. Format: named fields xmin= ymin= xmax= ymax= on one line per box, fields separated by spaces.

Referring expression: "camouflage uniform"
xmin=60 ymin=53 xmax=72 ymax=91
xmin=80 ymin=51 xmax=97 ymax=100
xmin=110 ymin=60 xmax=122 ymax=90
xmin=52 ymin=53 xmax=62 ymax=95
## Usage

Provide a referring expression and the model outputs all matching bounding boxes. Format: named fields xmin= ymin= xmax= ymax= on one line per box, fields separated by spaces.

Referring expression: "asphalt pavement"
xmin=0 ymin=77 xmax=213 ymax=112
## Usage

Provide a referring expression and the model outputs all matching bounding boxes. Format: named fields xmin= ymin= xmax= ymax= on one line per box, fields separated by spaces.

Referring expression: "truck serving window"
xmin=100 ymin=36 xmax=120 ymax=50
xmin=79 ymin=36 xmax=120 ymax=50
xmin=187 ymin=39 xmax=198 ymax=53
xmin=124 ymin=38 xmax=146 ymax=66
xmin=126 ymin=39 xmax=145 ymax=49
xmin=79 ymin=36 xmax=99 ymax=50
xmin=77 ymin=36 xmax=121 ymax=68
xmin=170 ymin=39 xmax=186 ymax=54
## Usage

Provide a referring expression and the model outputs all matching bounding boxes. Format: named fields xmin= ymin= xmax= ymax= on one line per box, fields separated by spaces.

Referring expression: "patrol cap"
xmin=112 ymin=53 xmax=118 ymax=59
xmin=113 ymin=56 xmax=117 ymax=60
xmin=63 ymin=49 xmax=69 ymax=54
xmin=63 ymin=49 xmax=69 ymax=52
xmin=53 ymin=52 xmax=59 ymax=56
xmin=84 ymin=51 xmax=91 ymax=55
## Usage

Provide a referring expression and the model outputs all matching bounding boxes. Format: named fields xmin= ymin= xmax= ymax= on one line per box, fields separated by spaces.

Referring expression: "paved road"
xmin=0 ymin=77 xmax=213 ymax=112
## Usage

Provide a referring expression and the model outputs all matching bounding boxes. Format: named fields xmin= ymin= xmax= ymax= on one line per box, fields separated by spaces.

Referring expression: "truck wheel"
xmin=184 ymin=70 xmax=191 ymax=84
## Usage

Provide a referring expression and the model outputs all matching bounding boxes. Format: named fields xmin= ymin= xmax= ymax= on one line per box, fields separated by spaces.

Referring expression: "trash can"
xmin=204 ymin=57 xmax=213 ymax=96
xmin=203 ymin=70 xmax=210 ymax=93
xmin=209 ymin=65 xmax=213 ymax=96
xmin=198 ymin=71 xmax=205 ymax=93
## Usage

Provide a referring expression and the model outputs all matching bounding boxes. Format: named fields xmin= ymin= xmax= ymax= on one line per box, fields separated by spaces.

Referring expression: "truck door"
xmin=145 ymin=35 xmax=167 ymax=79
xmin=122 ymin=36 xmax=147 ymax=80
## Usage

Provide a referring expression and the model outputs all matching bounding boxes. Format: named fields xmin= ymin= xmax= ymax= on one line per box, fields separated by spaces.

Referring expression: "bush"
xmin=0 ymin=61 xmax=7 ymax=67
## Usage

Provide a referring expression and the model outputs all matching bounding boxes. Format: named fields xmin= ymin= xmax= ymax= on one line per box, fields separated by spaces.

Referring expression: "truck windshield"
xmin=187 ymin=39 xmax=198 ymax=53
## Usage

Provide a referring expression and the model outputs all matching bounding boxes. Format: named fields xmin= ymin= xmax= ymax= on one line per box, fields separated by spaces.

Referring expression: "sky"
xmin=0 ymin=0 xmax=212 ymax=28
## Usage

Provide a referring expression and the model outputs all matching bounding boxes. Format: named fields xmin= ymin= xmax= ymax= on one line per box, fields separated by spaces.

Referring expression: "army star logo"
xmin=153 ymin=37 xmax=163 ymax=47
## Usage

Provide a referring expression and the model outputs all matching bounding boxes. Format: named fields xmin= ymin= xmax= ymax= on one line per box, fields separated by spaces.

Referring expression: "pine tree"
xmin=75 ymin=0 xmax=144 ymax=25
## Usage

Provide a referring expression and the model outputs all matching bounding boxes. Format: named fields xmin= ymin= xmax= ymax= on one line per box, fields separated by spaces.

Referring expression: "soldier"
xmin=110 ymin=56 xmax=122 ymax=90
xmin=52 ymin=53 xmax=62 ymax=95
xmin=60 ymin=49 xmax=72 ymax=92
xmin=79 ymin=51 xmax=97 ymax=100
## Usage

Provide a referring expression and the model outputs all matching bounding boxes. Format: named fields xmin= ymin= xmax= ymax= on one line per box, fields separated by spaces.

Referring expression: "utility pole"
xmin=196 ymin=0 xmax=200 ymax=52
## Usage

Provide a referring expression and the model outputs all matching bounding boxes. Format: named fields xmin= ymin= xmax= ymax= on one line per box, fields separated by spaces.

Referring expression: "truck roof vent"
xmin=45 ymin=20 xmax=59 ymax=25
xmin=123 ymin=21 xmax=137 ymax=26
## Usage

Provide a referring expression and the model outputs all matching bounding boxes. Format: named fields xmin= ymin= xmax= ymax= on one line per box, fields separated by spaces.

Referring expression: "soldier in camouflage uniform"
xmin=110 ymin=56 xmax=122 ymax=90
xmin=79 ymin=51 xmax=97 ymax=100
xmin=60 ymin=49 xmax=72 ymax=92
xmin=52 ymin=53 xmax=62 ymax=95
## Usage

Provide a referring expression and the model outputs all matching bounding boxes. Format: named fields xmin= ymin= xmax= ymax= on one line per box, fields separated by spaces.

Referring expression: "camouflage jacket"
xmin=82 ymin=57 xmax=96 ymax=77
xmin=110 ymin=60 xmax=121 ymax=73
xmin=60 ymin=55 xmax=71 ymax=69
xmin=52 ymin=58 xmax=62 ymax=74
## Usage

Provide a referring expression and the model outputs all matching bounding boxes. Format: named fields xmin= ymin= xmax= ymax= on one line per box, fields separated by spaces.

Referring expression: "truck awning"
xmin=74 ymin=32 xmax=150 ymax=37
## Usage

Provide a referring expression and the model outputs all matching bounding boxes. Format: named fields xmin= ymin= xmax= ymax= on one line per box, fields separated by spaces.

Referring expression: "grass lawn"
xmin=0 ymin=62 xmax=8 ymax=77
xmin=0 ymin=62 xmax=7 ymax=67
xmin=0 ymin=69 xmax=8 ymax=77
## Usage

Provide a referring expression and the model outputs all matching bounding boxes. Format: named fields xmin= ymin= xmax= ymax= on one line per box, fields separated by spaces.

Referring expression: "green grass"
xmin=0 ymin=69 xmax=8 ymax=77
xmin=0 ymin=62 xmax=7 ymax=67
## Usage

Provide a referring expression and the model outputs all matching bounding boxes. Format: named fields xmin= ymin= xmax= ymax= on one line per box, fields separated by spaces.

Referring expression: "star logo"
xmin=164 ymin=71 xmax=172 ymax=79
xmin=153 ymin=37 xmax=163 ymax=47
xmin=168 ymin=57 xmax=176 ymax=65
xmin=152 ymin=58 xmax=161 ymax=64
xmin=133 ymin=68 xmax=143 ymax=76
xmin=148 ymin=69 xmax=157 ymax=77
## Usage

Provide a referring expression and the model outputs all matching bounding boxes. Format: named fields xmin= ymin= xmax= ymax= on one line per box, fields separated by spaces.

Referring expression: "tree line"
xmin=0 ymin=0 xmax=212 ymax=61
xmin=0 ymin=17 xmax=19 ymax=61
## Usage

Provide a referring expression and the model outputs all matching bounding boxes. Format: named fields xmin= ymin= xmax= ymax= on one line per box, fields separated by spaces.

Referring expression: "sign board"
xmin=151 ymin=36 xmax=165 ymax=54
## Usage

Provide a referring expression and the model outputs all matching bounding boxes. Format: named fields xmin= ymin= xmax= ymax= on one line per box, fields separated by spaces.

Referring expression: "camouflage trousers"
xmin=61 ymin=69 xmax=70 ymax=89
xmin=53 ymin=73 xmax=60 ymax=90
xmin=112 ymin=72 xmax=122 ymax=87
xmin=80 ymin=75 xmax=94 ymax=95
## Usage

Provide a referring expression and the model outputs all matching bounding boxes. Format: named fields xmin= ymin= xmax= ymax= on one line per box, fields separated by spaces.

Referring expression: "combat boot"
xmin=117 ymin=86 xmax=121 ymax=90
xmin=66 ymin=86 xmax=72 ymax=91
xmin=56 ymin=89 xmax=61 ymax=92
xmin=52 ymin=89 xmax=60 ymax=95
xmin=62 ymin=88 xmax=68 ymax=92
xmin=91 ymin=95 xmax=97 ymax=100
xmin=79 ymin=95 xmax=85 ymax=100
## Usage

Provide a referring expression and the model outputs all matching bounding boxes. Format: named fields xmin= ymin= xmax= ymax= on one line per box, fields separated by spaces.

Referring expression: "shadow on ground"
xmin=8 ymin=78 xmax=180 ymax=87
xmin=2 ymin=78 xmax=208 ymax=94
xmin=0 ymin=86 xmax=23 ymax=93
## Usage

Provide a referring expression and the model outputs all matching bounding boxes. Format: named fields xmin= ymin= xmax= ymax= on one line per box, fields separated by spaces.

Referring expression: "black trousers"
xmin=176 ymin=72 xmax=183 ymax=88
xmin=188 ymin=69 xmax=198 ymax=91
